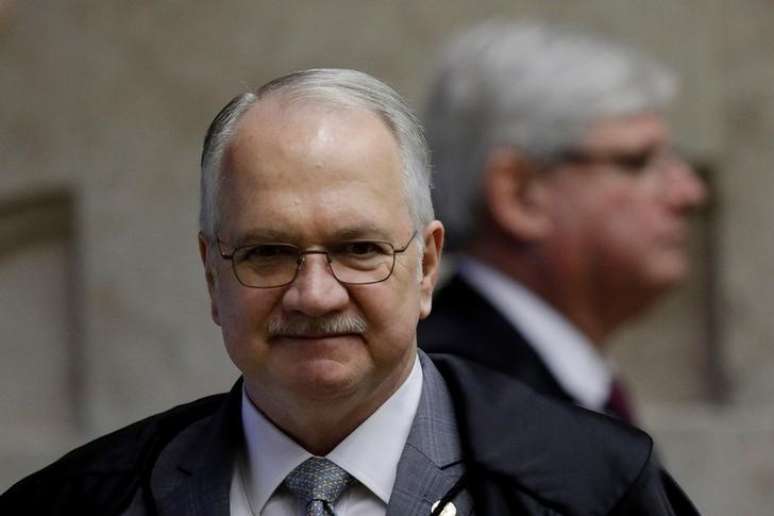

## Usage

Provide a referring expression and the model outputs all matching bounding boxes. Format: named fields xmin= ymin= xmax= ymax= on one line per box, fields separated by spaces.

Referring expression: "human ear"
xmin=482 ymin=148 xmax=552 ymax=242
xmin=418 ymin=220 xmax=444 ymax=319
xmin=198 ymin=232 xmax=221 ymax=326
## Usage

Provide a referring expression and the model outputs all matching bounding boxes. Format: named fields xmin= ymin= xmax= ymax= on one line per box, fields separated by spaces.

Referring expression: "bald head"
xmin=199 ymin=69 xmax=433 ymax=240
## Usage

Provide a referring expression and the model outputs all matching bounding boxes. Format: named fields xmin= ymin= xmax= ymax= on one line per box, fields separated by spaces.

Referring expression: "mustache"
xmin=267 ymin=314 xmax=368 ymax=338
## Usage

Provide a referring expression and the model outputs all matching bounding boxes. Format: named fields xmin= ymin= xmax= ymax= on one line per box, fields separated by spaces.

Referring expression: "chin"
xmin=286 ymin=358 xmax=363 ymax=400
xmin=644 ymin=253 xmax=691 ymax=291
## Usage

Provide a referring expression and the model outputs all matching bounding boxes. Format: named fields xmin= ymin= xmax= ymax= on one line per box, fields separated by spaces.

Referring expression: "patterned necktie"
xmin=284 ymin=457 xmax=354 ymax=516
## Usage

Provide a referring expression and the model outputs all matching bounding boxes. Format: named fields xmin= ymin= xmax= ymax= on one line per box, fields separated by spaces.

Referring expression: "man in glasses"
xmin=419 ymin=22 xmax=707 ymax=425
xmin=2 ymin=68 xmax=701 ymax=514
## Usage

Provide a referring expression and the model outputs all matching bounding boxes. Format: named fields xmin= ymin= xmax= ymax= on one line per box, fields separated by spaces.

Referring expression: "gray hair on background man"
xmin=200 ymin=68 xmax=434 ymax=239
xmin=425 ymin=21 xmax=678 ymax=250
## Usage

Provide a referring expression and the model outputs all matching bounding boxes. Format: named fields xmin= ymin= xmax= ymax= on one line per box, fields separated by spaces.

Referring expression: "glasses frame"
xmin=217 ymin=230 xmax=418 ymax=288
xmin=554 ymin=145 xmax=684 ymax=175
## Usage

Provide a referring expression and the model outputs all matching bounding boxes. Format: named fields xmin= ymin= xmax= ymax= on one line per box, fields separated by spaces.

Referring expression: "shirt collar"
xmin=459 ymin=257 xmax=613 ymax=410
xmin=240 ymin=354 xmax=423 ymax=511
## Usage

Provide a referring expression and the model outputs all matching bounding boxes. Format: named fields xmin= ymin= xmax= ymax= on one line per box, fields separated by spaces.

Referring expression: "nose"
xmin=281 ymin=253 xmax=350 ymax=317
xmin=664 ymin=158 xmax=708 ymax=212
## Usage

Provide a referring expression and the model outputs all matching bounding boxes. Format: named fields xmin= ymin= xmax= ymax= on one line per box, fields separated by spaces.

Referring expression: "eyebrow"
xmin=623 ymin=142 xmax=664 ymax=156
xmin=229 ymin=224 xmax=396 ymax=247
xmin=328 ymin=225 xmax=394 ymax=242
xmin=227 ymin=229 xmax=292 ymax=247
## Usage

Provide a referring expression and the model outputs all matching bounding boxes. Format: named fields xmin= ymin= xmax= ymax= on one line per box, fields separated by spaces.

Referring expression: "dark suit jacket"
xmin=419 ymin=272 xmax=579 ymax=405
xmin=1 ymin=353 xmax=698 ymax=515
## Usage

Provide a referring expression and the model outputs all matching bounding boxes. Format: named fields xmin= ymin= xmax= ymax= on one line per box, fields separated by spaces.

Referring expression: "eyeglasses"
xmin=556 ymin=146 xmax=684 ymax=175
xmin=217 ymin=230 xmax=418 ymax=288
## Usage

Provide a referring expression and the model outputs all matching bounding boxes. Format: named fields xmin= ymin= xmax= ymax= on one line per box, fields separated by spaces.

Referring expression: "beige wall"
xmin=2 ymin=1 xmax=773 ymax=513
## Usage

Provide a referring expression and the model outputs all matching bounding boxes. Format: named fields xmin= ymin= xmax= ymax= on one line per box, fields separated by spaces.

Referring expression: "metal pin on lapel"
xmin=431 ymin=500 xmax=457 ymax=516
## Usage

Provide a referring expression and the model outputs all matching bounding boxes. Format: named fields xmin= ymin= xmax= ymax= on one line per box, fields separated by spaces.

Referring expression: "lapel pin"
xmin=431 ymin=500 xmax=457 ymax=516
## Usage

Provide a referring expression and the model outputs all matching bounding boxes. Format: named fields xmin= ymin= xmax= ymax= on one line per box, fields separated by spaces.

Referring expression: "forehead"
xmin=581 ymin=112 xmax=669 ymax=151
xmin=219 ymin=98 xmax=411 ymax=240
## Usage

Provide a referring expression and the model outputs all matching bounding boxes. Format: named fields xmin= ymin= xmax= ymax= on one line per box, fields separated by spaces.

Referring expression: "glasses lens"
xmin=329 ymin=241 xmax=395 ymax=284
xmin=233 ymin=244 xmax=298 ymax=287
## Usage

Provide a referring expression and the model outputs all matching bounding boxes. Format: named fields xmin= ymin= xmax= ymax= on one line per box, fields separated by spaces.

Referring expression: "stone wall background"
xmin=2 ymin=2 xmax=772 ymax=514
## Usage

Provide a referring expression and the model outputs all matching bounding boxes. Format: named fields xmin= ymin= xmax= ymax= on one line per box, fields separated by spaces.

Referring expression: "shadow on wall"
xmin=0 ymin=189 xmax=87 ymax=488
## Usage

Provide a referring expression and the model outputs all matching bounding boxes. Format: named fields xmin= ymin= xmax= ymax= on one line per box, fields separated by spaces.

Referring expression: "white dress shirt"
xmin=459 ymin=257 xmax=613 ymax=411
xmin=230 ymin=355 xmax=423 ymax=515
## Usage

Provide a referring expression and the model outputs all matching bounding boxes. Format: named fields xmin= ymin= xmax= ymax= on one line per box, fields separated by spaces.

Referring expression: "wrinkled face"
xmin=200 ymin=99 xmax=440 ymax=408
xmin=540 ymin=113 xmax=707 ymax=298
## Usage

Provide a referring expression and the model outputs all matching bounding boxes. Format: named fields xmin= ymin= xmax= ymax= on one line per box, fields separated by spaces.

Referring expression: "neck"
xmin=468 ymin=239 xmax=645 ymax=346
xmin=244 ymin=355 xmax=415 ymax=455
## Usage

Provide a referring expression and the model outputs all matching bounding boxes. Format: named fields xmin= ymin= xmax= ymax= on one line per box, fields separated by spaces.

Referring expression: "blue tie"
xmin=284 ymin=458 xmax=353 ymax=516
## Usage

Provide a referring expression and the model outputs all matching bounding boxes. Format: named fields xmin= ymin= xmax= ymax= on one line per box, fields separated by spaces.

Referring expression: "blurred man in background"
xmin=419 ymin=21 xmax=706 ymax=424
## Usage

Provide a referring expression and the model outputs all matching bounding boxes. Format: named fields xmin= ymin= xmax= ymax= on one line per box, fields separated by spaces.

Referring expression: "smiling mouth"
xmin=664 ymin=225 xmax=689 ymax=245
xmin=267 ymin=315 xmax=368 ymax=339
xmin=275 ymin=332 xmax=360 ymax=340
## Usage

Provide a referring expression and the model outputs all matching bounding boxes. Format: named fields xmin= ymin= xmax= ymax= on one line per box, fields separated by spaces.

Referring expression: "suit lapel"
xmin=431 ymin=354 xmax=655 ymax=516
xmin=150 ymin=381 xmax=243 ymax=516
xmin=387 ymin=352 xmax=472 ymax=516
xmin=421 ymin=273 xmax=574 ymax=403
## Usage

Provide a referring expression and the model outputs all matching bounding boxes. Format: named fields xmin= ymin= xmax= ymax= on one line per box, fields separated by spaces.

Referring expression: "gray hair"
xmin=199 ymin=68 xmax=433 ymax=239
xmin=425 ymin=21 xmax=677 ymax=250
